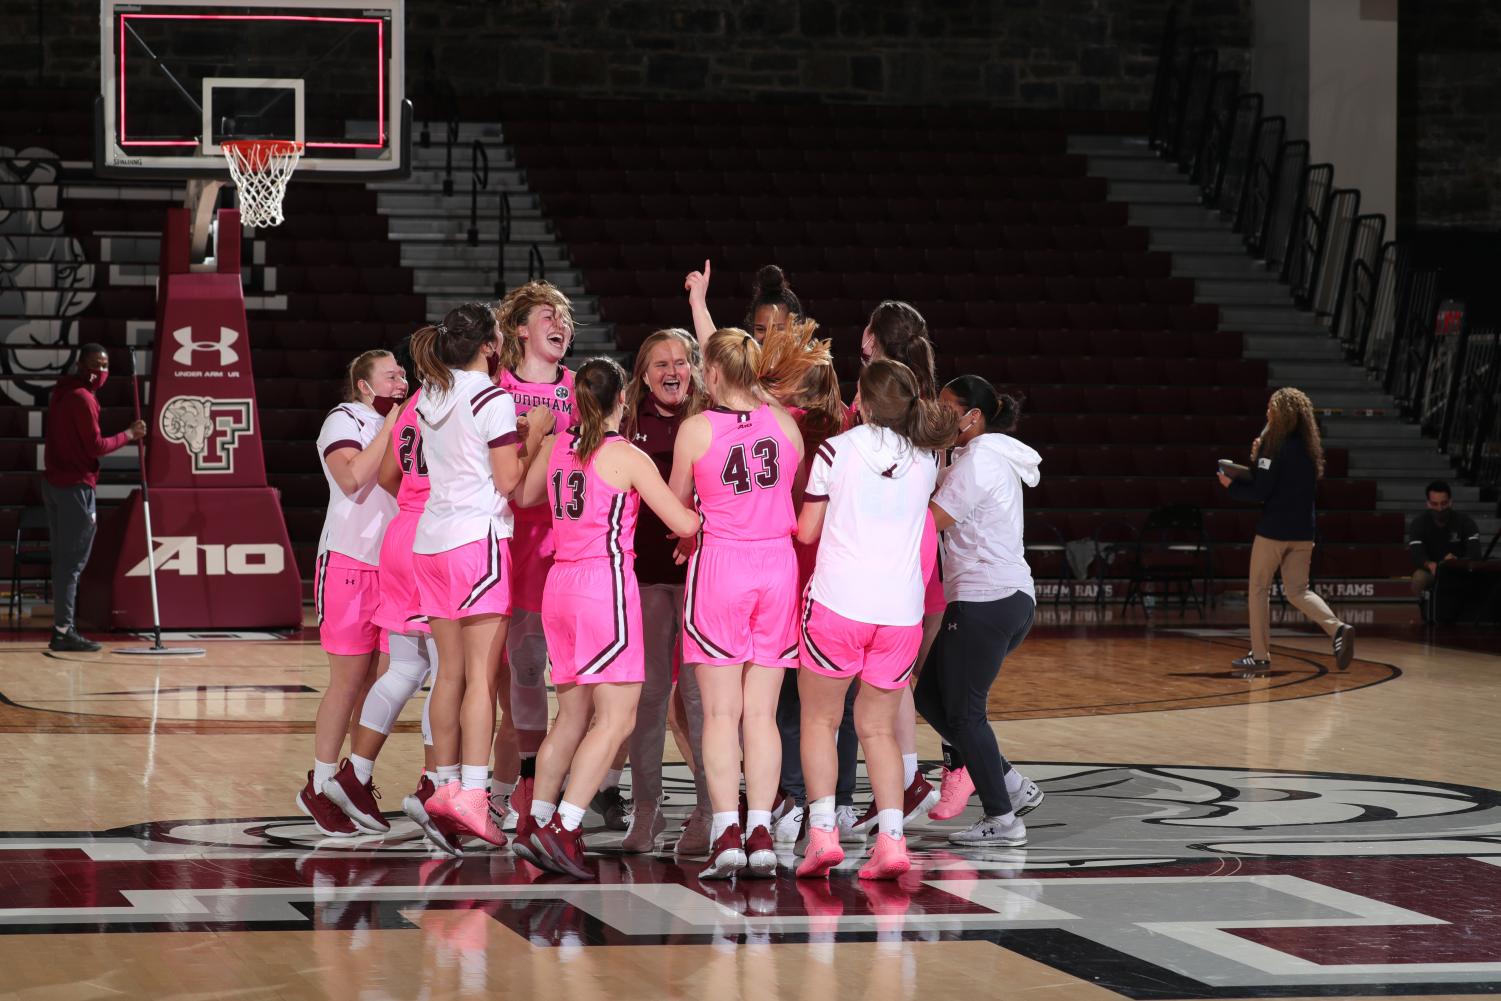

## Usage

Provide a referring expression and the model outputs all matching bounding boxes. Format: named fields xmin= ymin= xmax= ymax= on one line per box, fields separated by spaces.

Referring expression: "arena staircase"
xmin=367 ymin=124 xmax=611 ymax=353
xmin=1074 ymin=134 xmax=1488 ymax=538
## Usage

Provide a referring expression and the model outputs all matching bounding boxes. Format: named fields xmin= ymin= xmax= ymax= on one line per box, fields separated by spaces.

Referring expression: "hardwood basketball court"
xmin=3 ymin=606 xmax=1498 ymax=1000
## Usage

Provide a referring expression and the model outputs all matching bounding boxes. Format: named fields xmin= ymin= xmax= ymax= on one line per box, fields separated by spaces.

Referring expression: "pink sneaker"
xmin=927 ymin=767 xmax=976 ymax=820
xmin=440 ymin=786 xmax=508 ymax=848
xmin=795 ymin=825 xmax=845 ymax=879
xmin=858 ymin=832 xmax=912 ymax=880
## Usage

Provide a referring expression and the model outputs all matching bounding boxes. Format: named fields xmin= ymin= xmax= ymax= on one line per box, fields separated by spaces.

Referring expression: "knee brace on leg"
xmin=507 ymin=610 xmax=551 ymax=733
xmin=359 ymin=631 xmax=431 ymax=736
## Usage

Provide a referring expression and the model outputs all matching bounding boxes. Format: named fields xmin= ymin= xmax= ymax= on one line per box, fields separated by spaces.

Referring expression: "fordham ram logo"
xmin=159 ymin=395 xmax=254 ymax=473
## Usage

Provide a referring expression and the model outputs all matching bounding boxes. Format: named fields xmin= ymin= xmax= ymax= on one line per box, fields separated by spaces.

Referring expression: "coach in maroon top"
xmin=42 ymin=344 xmax=146 ymax=652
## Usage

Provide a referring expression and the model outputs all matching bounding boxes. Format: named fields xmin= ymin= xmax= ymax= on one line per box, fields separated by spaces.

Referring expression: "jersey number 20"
xmin=397 ymin=427 xmax=427 ymax=476
xmin=720 ymin=438 xmax=779 ymax=494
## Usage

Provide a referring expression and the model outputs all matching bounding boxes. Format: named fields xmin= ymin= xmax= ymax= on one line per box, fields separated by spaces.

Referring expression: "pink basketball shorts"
xmin=508 ymin=506 xmax=554 ymax=614
xmin=681 ymin=537 xmax=798 ymax=669
xmin=373 ymin=512 xmax=429 ymax=634
xmin=415 ymin=535 xmax=513 ymax=621
xmin=922 ymin=509 xmax=945 ymax=616
xmin=316 ymin=551 xmax=384 ymax=656
xmin=542 ymin=559 xmax=645 ymax=686
xmin=800 ymin=593 xmax=922 ymax=690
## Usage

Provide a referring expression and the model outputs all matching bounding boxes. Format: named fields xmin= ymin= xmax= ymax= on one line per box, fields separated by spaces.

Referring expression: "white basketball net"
xmin=222 ymin=140 xmax=303 ymax=229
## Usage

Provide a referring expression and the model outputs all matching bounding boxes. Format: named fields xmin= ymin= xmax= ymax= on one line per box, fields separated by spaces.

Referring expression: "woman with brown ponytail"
xmin=793 ymin=359 xmax=957 ymax=880
xmin=916 ymin=375 xmax=1044 ymax=849
xmin=512 ymin=358 xmax=700 ymax=877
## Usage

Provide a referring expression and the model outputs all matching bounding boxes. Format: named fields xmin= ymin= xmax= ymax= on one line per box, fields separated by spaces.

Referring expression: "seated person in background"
xmin=1407 ymin=480 xmax=1481 ymax=599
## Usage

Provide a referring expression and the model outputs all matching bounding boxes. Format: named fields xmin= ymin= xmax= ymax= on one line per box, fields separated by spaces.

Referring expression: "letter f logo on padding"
xmin=172 ymin=326 xmax=240 ymax=366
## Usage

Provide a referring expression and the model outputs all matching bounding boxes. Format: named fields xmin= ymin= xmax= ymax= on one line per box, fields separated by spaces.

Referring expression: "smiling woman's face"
xmin=645 ymin=337 xmax=693 ymax=408
xmin=521 ymin=305 xmax=572 ymax=365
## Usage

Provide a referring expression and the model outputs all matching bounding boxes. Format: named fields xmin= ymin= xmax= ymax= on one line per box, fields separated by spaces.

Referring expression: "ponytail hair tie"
xmin=435 ymin=323 xmax=448 ymax=336
xmin=907 ymin=396 xmax=920 ymax=414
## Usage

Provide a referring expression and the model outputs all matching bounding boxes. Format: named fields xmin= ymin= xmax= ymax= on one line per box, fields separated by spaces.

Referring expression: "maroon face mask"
xmin=487 ymin=351 xmax=502 ymax=379
xmin=85 ymin=369 xmax=108 ymax=392
xmin=371 ymin=395 xmax=401 ymax=416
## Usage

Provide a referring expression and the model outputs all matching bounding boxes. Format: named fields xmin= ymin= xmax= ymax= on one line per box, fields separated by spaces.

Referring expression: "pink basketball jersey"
xmin=546 ymin=431 xmax=640 ymax=564
xmin=692 ymin=404 xmax=797 ymax=543
xmin=391 ymin=390 xmax=430 ymax=515
xmin=500 ymin=365 xmax=578 ymax=438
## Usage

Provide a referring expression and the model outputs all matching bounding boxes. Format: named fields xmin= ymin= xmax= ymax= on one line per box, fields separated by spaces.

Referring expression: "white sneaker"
xmin=1010 ymin=774 xmax=1045 ymax=817
xmin=488 ymin=793 xmax=518 ymax=833
xmin=773 ymin=805 xmax=804 ymax=844
xmin=835 ymin=804 xmax=863 ymax=844
xmin=949 ymin=814 xmax=1027 ymax=847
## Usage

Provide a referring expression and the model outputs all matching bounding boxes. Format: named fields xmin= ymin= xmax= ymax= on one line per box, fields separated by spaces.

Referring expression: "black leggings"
xmin=913 ymin=592 xmax=1035 ymax=817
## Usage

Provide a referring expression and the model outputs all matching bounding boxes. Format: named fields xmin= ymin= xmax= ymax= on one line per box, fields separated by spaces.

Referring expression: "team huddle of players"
xmin=297 ymin=266 xmax=1044 ymax=882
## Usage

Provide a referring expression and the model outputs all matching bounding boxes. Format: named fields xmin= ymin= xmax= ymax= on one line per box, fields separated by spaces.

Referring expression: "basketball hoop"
xmin=222 ymin=139 xmax=303 ymax=229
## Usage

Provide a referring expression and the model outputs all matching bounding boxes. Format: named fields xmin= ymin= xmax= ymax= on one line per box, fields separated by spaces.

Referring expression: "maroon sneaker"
xmin=322 ymin=759 xmax=389 ymax=833
xmin=851 ymin=771 xmax=940 ymax=837
xmin=534 ymin=816 xmax=592 ymax=880
xmin=744 ymin=824 xmax=777 ymax=878
xmin=699 ymin=823 xmax=747 ymax=880
xmin=296 ymin=771 xmax=358 ymax=838
xmin=511 ymin=812 xmax=545 ymax=869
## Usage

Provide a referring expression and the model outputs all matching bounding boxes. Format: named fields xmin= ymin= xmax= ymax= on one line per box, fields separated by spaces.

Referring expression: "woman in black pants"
xmin=914 ymin=376 xmax=1045 ymax=847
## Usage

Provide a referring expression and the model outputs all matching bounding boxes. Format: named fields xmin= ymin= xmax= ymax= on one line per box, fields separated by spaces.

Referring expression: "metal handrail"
xmin=495 ymin=191 xmax=512 ymax=297
xmin=527 ymin=243 xmax=545 ymax=282
xmin=467 ymin=140 xmax=489 ymax=247
xmin=441 ymin=118 xmax=460 ymax=197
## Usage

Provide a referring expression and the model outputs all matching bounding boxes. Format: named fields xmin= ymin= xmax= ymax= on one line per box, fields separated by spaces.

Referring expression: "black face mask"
xmin=1432 ymin=509 xmax=1451 ymax=525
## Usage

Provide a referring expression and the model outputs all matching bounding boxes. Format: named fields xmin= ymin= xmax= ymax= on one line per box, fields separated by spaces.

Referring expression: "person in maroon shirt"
xmin=41 ymin=344 xmax=147 ymax=651
xmin=617 ymin=327 xmax=709 ymax=853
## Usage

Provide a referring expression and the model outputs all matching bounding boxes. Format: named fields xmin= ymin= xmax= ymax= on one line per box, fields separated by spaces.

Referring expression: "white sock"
xmin=1004 ymin=769 xmax=1025 ymax=794
xmin=313 ymin=759 xmax=338 ymax=789
xmin=461 ymin=765 xmax=488 ymax=791
xmin=809 ymin=795 xmax=836 ymax=832
xmin=424 ymin=769 xmax=441 ymax=786
xmin=902 ymin=754 xmax=918 ymax=788
xmin=351 ymin=754 xmax=375 ymax=784
xmin=987 ymin=810 xmax=1019 ymax=828
xmin=878 ymin=808 xmax=903 ymax=840
xmin=603 ymin=768 xmax=622 ymax=789
xmin=745 ymin=809 xmax=772 ymax=833
xmin=558 ymin=800 xmax=587 ymax=831
xmin=436 ymin=764 xmax=459 ymax=787
xmin=531 ymin=799 xmax=557 ymax=825
xmin=492 ymin=779 xmax=516 ymax=798
xmin=710 ymin=811 xmax=739 ymax=842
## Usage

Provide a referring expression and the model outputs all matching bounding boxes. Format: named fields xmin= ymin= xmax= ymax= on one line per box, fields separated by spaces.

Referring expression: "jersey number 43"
xmin=720 ymin=438 xmax=780 ymax=494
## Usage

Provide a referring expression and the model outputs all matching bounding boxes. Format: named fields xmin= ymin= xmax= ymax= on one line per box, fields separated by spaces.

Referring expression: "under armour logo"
xmin=633 ymin=432 xmax=647 ymax=442
xmin=947 ymin=622 xmax=959 ymax=630
xmin=172 ymin=326 xmax=240 ymax=367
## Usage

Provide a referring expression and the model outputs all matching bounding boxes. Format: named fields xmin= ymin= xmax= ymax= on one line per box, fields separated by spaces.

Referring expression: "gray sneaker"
xmin=673 ymin=806 xmax=711 ymax=856
xmin=1011 ymin=775 xmax=1045 ymax=817
xmin=949 ymin=814 xmax=1027 ymax=847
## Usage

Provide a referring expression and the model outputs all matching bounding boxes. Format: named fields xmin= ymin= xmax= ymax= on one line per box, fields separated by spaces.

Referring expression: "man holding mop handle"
xmin=42 ymin=343 xmax=147 ymax=652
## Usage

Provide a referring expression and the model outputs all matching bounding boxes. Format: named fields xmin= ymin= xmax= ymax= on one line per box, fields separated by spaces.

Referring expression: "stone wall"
xmin=1397 ymin=0 xmax=1501 ymax=230
xmin=6 ymin=0 xmax=1252 ymax=111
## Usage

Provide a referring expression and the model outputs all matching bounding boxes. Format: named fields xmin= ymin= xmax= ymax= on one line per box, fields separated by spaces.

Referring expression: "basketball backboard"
xmin=96 ymin=0 xmax=409 ymax=179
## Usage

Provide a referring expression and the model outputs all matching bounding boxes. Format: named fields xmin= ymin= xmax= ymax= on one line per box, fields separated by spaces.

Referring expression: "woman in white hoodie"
xmin=916 ymin=374 xmax=1044 ymax=849
xmin=793 ymin=359 xmax=957 ymax=880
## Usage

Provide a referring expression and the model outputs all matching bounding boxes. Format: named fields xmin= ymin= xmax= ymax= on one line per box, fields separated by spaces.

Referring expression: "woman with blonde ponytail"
xmin=297 ymin=348 xmax=404 ymax=837
xmin=668 ymin=328 xmax=805 ymax=879
xmin=512 ymin=358 xmax=700 ymax=876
